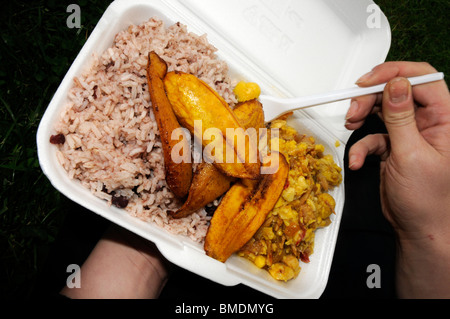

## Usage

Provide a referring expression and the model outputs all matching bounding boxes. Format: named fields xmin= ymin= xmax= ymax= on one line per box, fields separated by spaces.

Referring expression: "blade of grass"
xmin=0 ymin=94 xmax=18 ymax=152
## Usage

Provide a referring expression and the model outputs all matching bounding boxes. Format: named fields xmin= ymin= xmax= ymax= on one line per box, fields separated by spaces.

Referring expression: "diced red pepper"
xmin=300 ymin=252 xmax=310 ymax=263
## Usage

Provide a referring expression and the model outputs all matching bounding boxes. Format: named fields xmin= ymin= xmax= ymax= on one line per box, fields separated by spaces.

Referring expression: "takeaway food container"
xmin=37 ymin=0 xmax=391 ymax=298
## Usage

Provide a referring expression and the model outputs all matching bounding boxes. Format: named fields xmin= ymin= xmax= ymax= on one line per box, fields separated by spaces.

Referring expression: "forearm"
xmin=396 ymin=233 xmax=450 ymax=299
xmin=61 ymin=225 xmax=170 ymax=299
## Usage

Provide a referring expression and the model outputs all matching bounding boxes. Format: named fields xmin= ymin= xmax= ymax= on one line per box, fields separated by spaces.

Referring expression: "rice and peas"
xmin=51 ymin=17 xmax=342 ymax=281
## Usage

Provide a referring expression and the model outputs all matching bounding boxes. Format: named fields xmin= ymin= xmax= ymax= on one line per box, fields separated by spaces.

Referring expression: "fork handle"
xmin=269 ymin=72 xmax=444 ymax=109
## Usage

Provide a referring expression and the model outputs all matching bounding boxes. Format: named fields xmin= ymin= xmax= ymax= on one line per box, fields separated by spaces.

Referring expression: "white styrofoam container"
xmin=36 ymin=0 xmax=390 ymax=298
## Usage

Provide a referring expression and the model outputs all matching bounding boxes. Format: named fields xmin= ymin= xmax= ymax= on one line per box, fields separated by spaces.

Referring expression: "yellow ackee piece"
xmin=234 ymin=81 xmax=261 ymax=102
xmin=254 ymin=255 xmax=266 ymax=268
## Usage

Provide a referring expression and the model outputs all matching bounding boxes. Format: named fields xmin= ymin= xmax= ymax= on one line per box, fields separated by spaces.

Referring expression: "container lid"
xmin=171 ymin=0 xmax=391 ymax=142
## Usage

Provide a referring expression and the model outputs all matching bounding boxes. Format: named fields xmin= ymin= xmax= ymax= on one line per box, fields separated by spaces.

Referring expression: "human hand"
xmin=61 ymin=224 xmax=170 ymax=299
xmin=345 ymin=61 xmax=450 ymax=243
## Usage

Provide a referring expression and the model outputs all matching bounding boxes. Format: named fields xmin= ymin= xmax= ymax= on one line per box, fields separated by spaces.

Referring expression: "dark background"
xmin=1 ymin=0 xmax=449 ymax=300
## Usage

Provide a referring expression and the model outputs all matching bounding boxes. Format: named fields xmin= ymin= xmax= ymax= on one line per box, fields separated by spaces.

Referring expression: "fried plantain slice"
xmin=204 ymin=152 xmax=289 ymax=262
xmin=146 ymin=51 xmax=192 ymax=198
xmin=170 ymin=99 xmax=265 ymax=219
xmin=164 ymin=72 xmax=261 ymax=180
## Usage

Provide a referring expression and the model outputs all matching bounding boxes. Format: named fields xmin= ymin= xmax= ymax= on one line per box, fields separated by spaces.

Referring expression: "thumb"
xmin=382 ymin=77 xmax=421 ymax=153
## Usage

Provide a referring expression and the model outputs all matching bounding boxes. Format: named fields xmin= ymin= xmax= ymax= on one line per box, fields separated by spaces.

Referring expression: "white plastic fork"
xmin=260 ymin=72 xmax=445 ymax=123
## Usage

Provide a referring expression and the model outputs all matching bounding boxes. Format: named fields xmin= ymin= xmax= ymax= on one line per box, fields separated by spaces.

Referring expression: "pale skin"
xmin=345 ymin=61 xmax=450 ymax=298
xmin=60 ymin=224 xmax=170 ymax=299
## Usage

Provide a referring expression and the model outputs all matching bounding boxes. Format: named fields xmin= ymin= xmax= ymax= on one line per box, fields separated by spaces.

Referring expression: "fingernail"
xmin=356 ymin=71 xmax=374 ymax=84
xmin=345 ymin=100 xmax=359 ymax=120
xmin=389 ymin=78 xmax=410 ymax=104
xmin=348 ymin=154 xmax=357 ymax=169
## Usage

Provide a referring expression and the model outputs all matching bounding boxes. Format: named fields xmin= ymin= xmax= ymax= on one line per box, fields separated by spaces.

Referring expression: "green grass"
xmin=0 ymin=0 xmax=449 ymax=299
xmin=378 ymin=0 xmax=450 ymax=73
xmin=0 ymin=0 xmax=111 ymax=299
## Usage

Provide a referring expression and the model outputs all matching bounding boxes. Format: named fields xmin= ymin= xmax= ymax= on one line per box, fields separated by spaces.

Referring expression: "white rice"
xmin=53 ymin=17 xmax=237 ymax=242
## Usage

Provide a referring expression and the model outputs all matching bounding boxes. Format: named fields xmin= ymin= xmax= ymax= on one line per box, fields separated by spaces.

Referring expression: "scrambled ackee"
xmin=233 ymin=81 xmax=262 ymax=103
xmin=238 ymin=119 xmax=342 ymax=281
